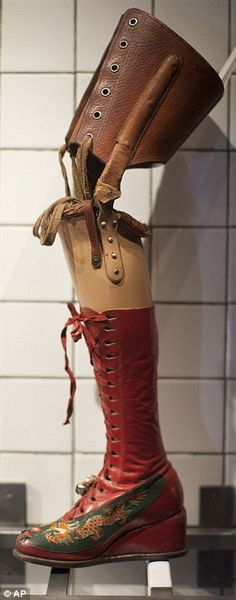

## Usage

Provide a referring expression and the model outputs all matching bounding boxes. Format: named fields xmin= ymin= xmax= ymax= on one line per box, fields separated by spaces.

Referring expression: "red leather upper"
xmin=83 ymin=305 xmax=167 ymax=481
xmin=61 ymin=305 xmax=174 ymax=519
xmin=15 ymin=305 xmax=185 ymax=561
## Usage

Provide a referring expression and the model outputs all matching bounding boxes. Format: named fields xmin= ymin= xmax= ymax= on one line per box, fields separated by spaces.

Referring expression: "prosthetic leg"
xmin=14 ymin=7 xmax=224 ymax=568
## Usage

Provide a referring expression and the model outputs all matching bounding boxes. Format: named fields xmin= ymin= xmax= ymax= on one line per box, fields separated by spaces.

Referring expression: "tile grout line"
xmin=0 ymin=0 xmax=2 ymax=484
xmin=151 ymin=0 xmax=155 ymax=17
xmin=2 ymin=223 xmax=236 ymax=229
xmin=148 ymin=166 xmax=153 ymax=276
xmin=1 ymin=299 xmax=236 ymax=305
xmin=1 ymin=450 xmax=235 ymax=457
xmin=70 ymin=0 xmax=78 ymax=504
xmin=0 ymin=146 xmax=234 ymax=152
xmin=1 ymin=375 xmax=236 ymax=381
xmin=0 ymin=70 xmax=94 ymax=75
xmin=222 ymin=0 xmax=232 ymax=485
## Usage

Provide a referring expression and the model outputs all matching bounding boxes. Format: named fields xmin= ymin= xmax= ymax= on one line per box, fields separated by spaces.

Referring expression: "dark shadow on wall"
xmin=146 ymin=113 xmax=230 ymax=459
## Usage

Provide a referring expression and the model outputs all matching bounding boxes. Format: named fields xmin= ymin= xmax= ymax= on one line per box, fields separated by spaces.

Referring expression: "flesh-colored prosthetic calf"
xmin=59 ymin=219 xmax=152 ymax=312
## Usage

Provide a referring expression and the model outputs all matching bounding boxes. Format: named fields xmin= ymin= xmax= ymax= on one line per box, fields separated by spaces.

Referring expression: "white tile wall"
xmin=0 ymin=227 xmax=72 ymax=300
xmin=227 ymin=305 xmax=236 ymax=378
xmin=0 ymin=379 xmax=72 ymax=452
xmin=0 ymin=303 xmax=71 ymax=377
xmin=152 ymin=152 xmax=227 ymax=226
xmin=154 ymin=0 xmax=228 ymax=70
xmin=156 ymin=304 xmax=225 ymax=378
xmin=154 ymin=1 xmax=229 ymax=149
xmin=0 ymin=151 xmax=67 ymax=225
xmin=230 ymin=153 xmax=236 ymax=224
xmin=118 ymin=169 xmax=151 ymax=224
xmin=226 ymin=381 xmax=236 ymax=452
xmin=0 ymin=1 xmax=235 ymax=591
xmin=232 ymin=1 xmax=236 ymax=70
xmin=74 ymin=331 xmax=94 ymax=377
xmin=159 ymin=380 xmax=224 ymax=453
xmin=1 ymin=0 xmax=74 ymax=72
xmin=76 ymin=72 xmax=90 ymax=108
xmin=171 ymin=455 xmax=223 ymax=526
xmin=228 ymin=228 xmax=236 ymax=301
xmin=230 ymin=75 xmax=236 ymax=146
xmin=76 ymin=0 xmax=152 ymax=71
xmin=0 ymin=453 xmax=72 ymax=523
xmin=74 ymin=453 xmax=103 ymax=487
xmin=152 ymin=228 xmax=226 ymax=302
xmin=0 ymin=74 xmax=74 ymax=148
xmin=182 ymin=92 xmax=228 ymax=151
xmin=74 ymin=379 xmax=105 ymax=452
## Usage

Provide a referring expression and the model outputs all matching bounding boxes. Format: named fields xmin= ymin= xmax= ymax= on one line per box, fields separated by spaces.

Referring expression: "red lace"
xmin=61 ymin=303 xmax=107 ymax=424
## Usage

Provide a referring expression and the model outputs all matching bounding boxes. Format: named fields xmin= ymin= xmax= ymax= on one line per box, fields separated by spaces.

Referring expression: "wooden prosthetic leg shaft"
xmin=59 ymin=218 xmax=152 ymax=312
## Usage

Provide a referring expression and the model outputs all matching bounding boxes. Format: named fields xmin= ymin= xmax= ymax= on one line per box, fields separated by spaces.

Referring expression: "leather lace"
xmin=33 ymin=136 xmax=150 ymax=257
xmin=61 ymin=302 xmax=107 ymax=424
xmin=33 ymin=137 xmax=101 ymax=265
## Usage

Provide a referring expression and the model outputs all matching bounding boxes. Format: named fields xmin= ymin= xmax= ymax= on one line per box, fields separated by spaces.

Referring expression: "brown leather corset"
xmin=66 ymin=8 xmax=224 ymax=166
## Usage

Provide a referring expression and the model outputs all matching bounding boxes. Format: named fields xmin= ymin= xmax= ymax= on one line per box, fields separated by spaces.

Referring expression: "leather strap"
xmin=84 ymin=199 xmax=102 ymax=268
xmin=95 ymin=54 xmax=181 ymax=204
xmin=97 ymin=203 xmax=124 ymax=284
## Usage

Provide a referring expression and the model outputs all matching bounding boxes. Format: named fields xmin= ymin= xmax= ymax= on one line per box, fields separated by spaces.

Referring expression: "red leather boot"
xmin=14 ymin=304 xmax=186 ymax=567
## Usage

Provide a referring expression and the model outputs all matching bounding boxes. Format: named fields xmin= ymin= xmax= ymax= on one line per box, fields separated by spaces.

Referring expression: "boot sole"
xmin=13 ymin=547 xmax=187 ymax=568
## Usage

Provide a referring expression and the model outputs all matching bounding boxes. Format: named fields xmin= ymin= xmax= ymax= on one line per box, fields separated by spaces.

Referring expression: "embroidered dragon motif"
xmin=22 ymin=473 xmax=165 ymax=551
xmin=44 ymin=505 xmax=127 ymax=544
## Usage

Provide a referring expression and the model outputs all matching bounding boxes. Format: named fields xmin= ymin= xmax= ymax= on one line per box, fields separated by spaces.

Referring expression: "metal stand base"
xmin=44 ymin=560 xmax=235 ymax=599
xmin=46 ymin=561 xmax=173 ymax=599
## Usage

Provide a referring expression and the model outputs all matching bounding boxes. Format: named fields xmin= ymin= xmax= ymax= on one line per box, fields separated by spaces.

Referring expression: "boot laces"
xmin=61 ymin=302 xmax=107 ymax=424
xmin=61 ymin=304 xmax=121 ymax=514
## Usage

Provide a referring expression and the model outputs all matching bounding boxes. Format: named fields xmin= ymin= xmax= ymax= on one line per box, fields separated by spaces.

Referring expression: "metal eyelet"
xmin=86 ymin=132 xmax=93 ymax=138
xmin=93 ymin=110 xmax=101 ymax=119
xmin=128 ymin=17 xmax=138 ymax=26
xmin=110 ymin=63 xmax=119 ymax=73
xmin=101 ymin=87 xmax=110 ymax=96
xmin=119 ymin=39 xmax=128 ymax=49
